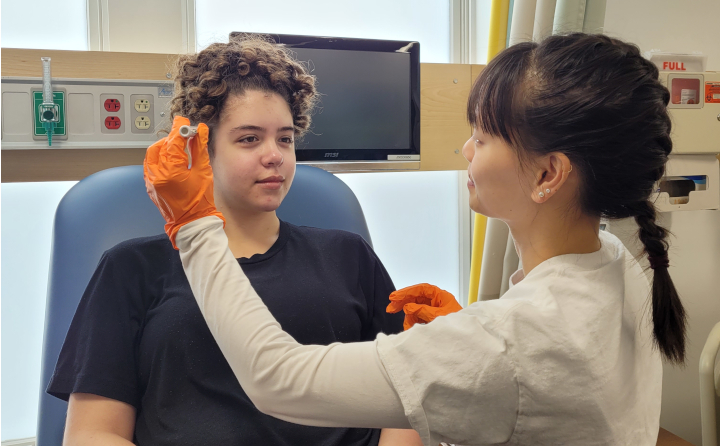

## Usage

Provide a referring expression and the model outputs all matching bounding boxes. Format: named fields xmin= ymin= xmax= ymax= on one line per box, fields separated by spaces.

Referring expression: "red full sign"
xmin=663 ymin=61 xmax=687 ymax=71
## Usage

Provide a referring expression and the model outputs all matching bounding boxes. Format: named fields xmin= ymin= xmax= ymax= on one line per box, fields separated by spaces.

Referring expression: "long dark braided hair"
xmin=468 ymin=33 xmax=686 ymax=364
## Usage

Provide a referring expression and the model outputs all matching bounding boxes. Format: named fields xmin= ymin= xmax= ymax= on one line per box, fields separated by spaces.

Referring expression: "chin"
xmin=256 ymin=197 xmax=285 ymax=213
xmin=255 ymin=202 xmax=282 ymax=213
xmin=468 ymin=196 xmax=483 ymax=215
xmin=468 ymin=197 xmax=497 ymax=218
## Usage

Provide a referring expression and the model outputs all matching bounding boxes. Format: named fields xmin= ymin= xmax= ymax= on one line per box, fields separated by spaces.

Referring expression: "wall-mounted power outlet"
xmin=134 ymin=99 xmax=150 ymax=112
xmin=135 ymin=116 xmax=151 ymax=130
xmin=105 ymin=116 xmax=122 ymax=130
xmin=104 ymin=98 xmax=121 ymax=112
xmin=100 ymin=93 xmax=125 ymax=134
xmin=130 ymin=94 xmax=154 ymax=134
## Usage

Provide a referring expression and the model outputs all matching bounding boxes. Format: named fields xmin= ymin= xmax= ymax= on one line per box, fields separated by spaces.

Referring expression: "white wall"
xmin=338 ymin=171 xmax=461 ymax=298
xmin=196 ymin=0 xmax=450 ymax=63
xmin=0 ymin=0 xmax=88 ymax=50
xmin=1 ymin=182 xmax=78 ymax=441
xmin=604 ymin=1 xmax=720 ymax=443
xmin=604 ymin=0 xmax=719 ymax=71
xmin=1 ymin=0 xmax=88 ymax=439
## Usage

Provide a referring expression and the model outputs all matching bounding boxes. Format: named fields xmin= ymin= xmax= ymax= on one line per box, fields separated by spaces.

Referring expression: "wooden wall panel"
xmin=1 ymin=149 xmax=146 ymax=183
xmin=471 ymin=64 xmax=485 ymax=83
xmin=1 ymin=48 xmax=176 ymax=80
xmin=418 ymin=63 xmax=473 ymax=171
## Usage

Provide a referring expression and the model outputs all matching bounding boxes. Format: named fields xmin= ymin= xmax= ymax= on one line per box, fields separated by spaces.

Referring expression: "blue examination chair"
xmin=36 ymin=164 xmax=372 ymax=446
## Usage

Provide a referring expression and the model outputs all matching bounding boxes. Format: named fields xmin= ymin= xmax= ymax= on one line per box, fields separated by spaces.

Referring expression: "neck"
xmin=508 ymin=208 xmax=601 ymax=276
xmin=218 ymin=205 xmax=281 ymax=259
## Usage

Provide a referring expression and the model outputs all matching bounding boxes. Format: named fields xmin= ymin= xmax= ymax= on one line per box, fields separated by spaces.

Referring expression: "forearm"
xmin=63 ymin=394 xmax=136 ymax=446
xmin=177 ymin=217 xmax=409 ymax=429
xmin=379 ymin=429 xmax=424 ymax=446
xmin=63 ymin=431 xmax=135 ymax=446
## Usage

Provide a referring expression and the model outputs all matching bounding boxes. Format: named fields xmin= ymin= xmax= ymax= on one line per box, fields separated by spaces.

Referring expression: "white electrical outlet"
xmin=134 ymin=99 xmax=151 ymax=112
xmin=135 ymin=116 xmax=151 ymax=130
xmin=130 ymin=93 xmax=155 ymax=134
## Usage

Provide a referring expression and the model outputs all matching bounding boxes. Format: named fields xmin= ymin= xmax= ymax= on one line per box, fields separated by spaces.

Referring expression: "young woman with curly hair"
xmin=48 ymin=36 xmax=421 ymax=446
xmin=146 ymin=33 xmax=687 ymax=445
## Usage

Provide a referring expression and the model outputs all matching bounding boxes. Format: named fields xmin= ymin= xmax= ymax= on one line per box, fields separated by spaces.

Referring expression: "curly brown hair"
xmin=169 ymin=34 xmax=317 ymax=155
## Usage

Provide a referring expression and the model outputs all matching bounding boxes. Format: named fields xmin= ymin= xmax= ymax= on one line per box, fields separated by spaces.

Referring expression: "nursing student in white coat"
xmin=144 ymin=33 xmax=687 ymax=446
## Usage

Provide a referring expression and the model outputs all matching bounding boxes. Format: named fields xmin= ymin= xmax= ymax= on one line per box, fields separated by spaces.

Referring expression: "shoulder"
xmin=101 ymin=233 xmax=177 ymax=268
xmin=285 ymin=222 xmax=373 ymax=254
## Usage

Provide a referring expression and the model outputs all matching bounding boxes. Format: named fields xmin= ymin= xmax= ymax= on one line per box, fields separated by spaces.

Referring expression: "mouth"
xmin=467 ymin=169 xmax=475 ymax=188
xmin=257 ymin=175 xmax=285 ymax=184
xmin=256 ymin=175 xmax=285 ymax=190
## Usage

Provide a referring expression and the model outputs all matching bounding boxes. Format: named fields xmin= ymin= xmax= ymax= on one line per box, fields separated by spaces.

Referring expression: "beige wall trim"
xmin=1 ymin=48 xmax=177 ymax=81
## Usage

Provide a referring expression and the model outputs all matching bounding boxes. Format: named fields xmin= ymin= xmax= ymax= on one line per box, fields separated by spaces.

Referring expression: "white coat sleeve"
xmin=175 ymin=217 xmax=411 ymax=430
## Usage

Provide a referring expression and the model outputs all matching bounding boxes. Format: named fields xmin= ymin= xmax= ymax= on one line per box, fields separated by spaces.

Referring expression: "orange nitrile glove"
xmin=143 ymin=116 xmax=225 ymax=249
xmin=386 ymin=283 xmax=463 ymax=331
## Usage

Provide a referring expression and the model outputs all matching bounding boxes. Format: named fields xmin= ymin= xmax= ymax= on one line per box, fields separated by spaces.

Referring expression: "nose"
xmin=461 ymin=137 xmax=474 ymax=163
xmin=261 ymin=141 xmax=284 ymax=167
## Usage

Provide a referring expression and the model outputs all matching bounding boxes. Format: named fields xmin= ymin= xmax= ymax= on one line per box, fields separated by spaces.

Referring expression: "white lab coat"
xmin=177 ymin=217 xmax=662 ymax=446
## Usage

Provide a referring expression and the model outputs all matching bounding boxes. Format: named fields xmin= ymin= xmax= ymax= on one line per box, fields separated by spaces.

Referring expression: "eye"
xmin=280 ymin=136 xmax=294 ymax=144
xmin=238 ymin=135 xmax=258 ymax=143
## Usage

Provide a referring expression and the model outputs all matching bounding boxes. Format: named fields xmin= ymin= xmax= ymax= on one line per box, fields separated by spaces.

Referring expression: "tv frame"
xmin=229 ymin=32 xmax=421 ymax=166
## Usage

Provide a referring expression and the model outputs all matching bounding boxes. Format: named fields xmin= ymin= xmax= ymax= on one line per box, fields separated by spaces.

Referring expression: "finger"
xmin=192 ymin=123 xmax=211 ymax=169
xmin=161 ymin=116 xmax=192 ymax=167
xmin=402 ymin=302 xmax=425 ymax=315
xmin=419 ymin=283 xmax=445 ymax=303
xmin=420 ymin=284 xmax=456 ymax=307
xmin=414 ymin=305 xmax=439 ymax=324
xmin=145 ymin=138 xmax=165 ymax=171
xmin=405 ymin=303 xmax=444 ymax=324
xmin=404 ymin=313 xmax=420 ymax=331
xmin=403 ymin=317 xmax=413 ymax=331
xmin=389 ymin=284 xmax=433 ymax=307
xmin=169 ymin=116 xmax=191 ymax=139
xmin=386 ymin=300 xmax=404 ymax=314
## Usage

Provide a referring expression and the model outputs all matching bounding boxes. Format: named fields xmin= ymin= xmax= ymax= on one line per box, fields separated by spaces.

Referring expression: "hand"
xmin=386 ymin=283 xmax=463 ymax=331
xmin=144 ymin=116 xmax=225 ymax=249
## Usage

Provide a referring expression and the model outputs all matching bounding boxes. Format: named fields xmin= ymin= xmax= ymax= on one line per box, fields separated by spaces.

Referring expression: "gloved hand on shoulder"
xmin=386 ymin=283 xmax=463 ymax=331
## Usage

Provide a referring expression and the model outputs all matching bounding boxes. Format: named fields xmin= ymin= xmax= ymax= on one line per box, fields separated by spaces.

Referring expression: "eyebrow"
xmin=229 ymin=125 xmax=295 ymax=133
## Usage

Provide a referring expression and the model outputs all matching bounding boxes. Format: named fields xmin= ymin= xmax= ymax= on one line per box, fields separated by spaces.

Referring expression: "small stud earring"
xmin=545 ymin=188 xmax=551 ymax=194
xmin=538 ymin=192 xmax=545 ymax=198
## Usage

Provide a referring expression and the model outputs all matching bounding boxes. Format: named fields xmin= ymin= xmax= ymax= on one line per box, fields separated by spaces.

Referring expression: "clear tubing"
xmin=41 ymin=57 xmax=53 ymax=104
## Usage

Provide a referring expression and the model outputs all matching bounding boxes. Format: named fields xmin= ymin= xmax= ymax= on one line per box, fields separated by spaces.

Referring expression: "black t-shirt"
xmin=48 ymin=221 xmax=404 ymax=446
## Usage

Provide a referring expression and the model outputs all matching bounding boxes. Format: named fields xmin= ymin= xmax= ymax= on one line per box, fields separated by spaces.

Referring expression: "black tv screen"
xmin=229 ymin=33 xmax=420 ymax=163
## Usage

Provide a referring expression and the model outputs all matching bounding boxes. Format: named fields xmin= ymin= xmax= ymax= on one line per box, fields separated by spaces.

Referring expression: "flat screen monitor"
xmin=229 ymin=33 xmax=420 ymax=164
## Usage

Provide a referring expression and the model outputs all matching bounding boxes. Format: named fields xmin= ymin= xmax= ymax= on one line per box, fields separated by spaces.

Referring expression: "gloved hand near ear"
xmin=386 ymin=283 xmax=463 ymax=331
xmin=144 ymin=116 xmax=225 ymax=249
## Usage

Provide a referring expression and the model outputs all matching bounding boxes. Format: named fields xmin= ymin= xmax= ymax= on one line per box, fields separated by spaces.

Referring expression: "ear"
xmin=530 ymin=153 xmax=573 ymax=204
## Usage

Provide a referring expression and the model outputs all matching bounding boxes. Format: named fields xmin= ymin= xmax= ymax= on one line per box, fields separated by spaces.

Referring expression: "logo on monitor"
xmin=324 ymin=153 xmax=339 ymax=158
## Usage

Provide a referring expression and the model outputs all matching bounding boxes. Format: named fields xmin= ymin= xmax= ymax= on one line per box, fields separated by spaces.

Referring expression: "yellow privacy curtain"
xmin=487 ymin=0 xmax=511 ymax=61
xmin=468 ymin=0 xmax=511 ymax=306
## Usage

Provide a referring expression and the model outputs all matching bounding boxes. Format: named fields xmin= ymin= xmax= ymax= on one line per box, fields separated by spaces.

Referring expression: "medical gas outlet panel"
xmin=1 ymin=78 xmax=172 ymax=150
